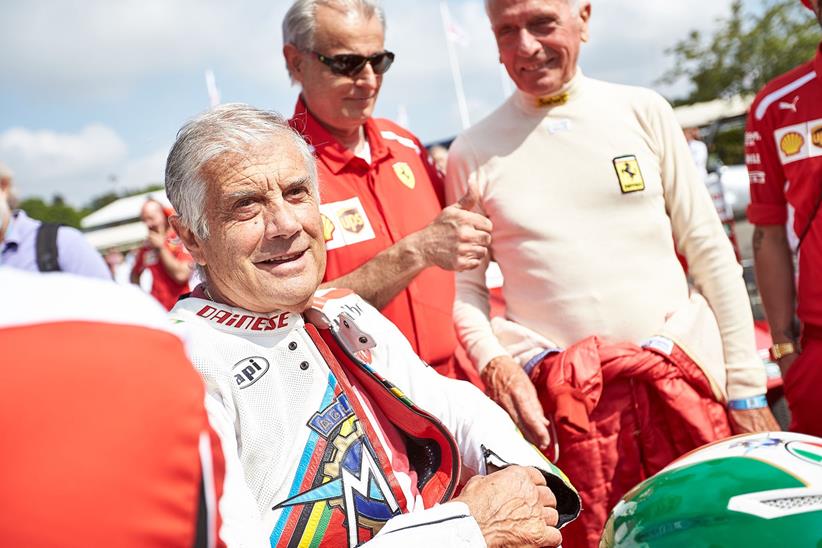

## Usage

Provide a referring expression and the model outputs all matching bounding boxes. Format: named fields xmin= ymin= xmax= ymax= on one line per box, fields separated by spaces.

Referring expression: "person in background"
xmin=684 ymin=126 xmax=709 ymax=179
xmin=130 ymin=198 xmax=193 ymax=310
xmin=428 ymin=144 xmax=450 ymax=176
xmin=445 ymin=0 xmax=778 ymax=545
xmin=282 ymin=0 xmax=491 ymax=383
xmin=0 ymin=162 xmax=109 ymax=278
xmin=746 ymin=0 xmax=822 ymax=436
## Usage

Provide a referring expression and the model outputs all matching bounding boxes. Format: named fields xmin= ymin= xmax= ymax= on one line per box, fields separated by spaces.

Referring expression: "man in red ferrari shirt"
xmin=282 ymin=0 xmax=491 ymax=382
xmin=746 ymin=0 xmax=822 ymax=435
xmin=131 ymin=198 xmax=193 ymax=310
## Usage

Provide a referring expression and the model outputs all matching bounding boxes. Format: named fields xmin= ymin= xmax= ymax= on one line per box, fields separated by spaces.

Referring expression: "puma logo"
xmin=778 ymin=96 xmax=800 ymax=112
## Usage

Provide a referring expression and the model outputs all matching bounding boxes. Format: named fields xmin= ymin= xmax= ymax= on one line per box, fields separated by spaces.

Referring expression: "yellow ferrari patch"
xmin=536 ymin=93 xmax=569 ymax=108
xmin=392 ymin=162 xmax=415 ymax=189
xmin=613 ymin=155 xmax=645 ymax=193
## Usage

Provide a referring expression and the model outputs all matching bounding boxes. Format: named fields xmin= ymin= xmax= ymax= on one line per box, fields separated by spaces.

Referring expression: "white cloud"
xmin=0 ymin=0 xmax=290 ymax=98
xmin=0 ymin=124 xmax=166 ymax=206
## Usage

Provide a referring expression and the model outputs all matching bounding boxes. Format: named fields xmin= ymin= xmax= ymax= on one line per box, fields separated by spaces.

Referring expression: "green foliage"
xmin=19 ymin=196 xmax=85 ymax=228
xmin=661 ymin=0 xmax=819 ymax=103
xmin=17 ymin=183 xmax=165 ymax=228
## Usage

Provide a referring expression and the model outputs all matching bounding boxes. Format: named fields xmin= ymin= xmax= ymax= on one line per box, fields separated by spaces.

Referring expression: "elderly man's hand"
xmin=482 ymin=356 xmax=552 ymax=450
xmin=418 ymin=186 xmax=492 ymax=272
xmin=729 ymin=407 xmax=781 ymax=434
xmin=454 ymin=465 xmax=562 ymax=548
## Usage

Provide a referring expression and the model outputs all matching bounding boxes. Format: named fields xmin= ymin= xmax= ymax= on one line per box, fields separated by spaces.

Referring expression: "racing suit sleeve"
xmin=352 ymin=296 xmax=581 ymax=528
xmin=644 ymin=90 xmax=766 ymax=400
xmin=745 ymin=98 xmax=789 ymax=225
xmin=202 ymin=391 xmax=271 ymax=548
xmin=444 ymin=135 xmax=511 ymax=373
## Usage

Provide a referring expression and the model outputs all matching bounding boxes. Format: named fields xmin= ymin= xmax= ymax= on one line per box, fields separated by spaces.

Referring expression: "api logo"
xmin=232 ymin=356 xmax=270 ymax=389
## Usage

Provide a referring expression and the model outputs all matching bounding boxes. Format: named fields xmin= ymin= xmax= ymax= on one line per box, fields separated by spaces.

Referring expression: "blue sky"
xmin=1 ymin=0 xmax=752 ymax=207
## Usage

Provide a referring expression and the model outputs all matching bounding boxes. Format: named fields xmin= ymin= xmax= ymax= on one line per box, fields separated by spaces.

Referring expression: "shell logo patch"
xmin=338 ymin=208 xmax=365 ymax=234
xmin=613 ymin=155 xmax=645 ymax=194
xmin=812 ymin=125 xmax=822 ymax=148
xmin=319 ymin=197 xmax=375 ymax=251
xmin=321 ymin=214 xmax=336 ymax=242
xmin=392 ymin=162 xmax=415 ymax=189
xmin=780 ymin=132 xmax=805 ymax=156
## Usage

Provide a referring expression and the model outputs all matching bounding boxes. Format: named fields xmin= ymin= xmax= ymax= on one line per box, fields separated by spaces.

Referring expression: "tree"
xmin=660 ymin=0 xmax=819 ymax=104
xmin=19 ymin=195 xmax=84 ymax=228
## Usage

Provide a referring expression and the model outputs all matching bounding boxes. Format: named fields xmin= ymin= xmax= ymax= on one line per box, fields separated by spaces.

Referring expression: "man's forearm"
xmin=321 ymin=231 xmax=429 ymax=310
xmin=752 ymin=225 xmax=797 ymax=343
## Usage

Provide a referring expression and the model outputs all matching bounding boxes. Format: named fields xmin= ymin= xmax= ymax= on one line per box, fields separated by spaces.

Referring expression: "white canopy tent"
xmin=81 ymin=191 xmax=172 ymax=251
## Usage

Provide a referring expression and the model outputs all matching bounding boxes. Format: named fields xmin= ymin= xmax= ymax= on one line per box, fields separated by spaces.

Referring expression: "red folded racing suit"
xmin=530 ymin=335 xmax=732 ymax=548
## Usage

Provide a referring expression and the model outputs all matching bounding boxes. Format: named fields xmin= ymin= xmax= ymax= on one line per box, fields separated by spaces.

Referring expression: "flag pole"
xmin=205 ymin=69 xmax=221 ymax=108
xmin=439 ymin=0 xmax=470 ymax=130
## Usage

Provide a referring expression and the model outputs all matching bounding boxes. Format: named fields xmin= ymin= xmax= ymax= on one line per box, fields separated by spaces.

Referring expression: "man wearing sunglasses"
xmin=283 ymin=0 xmax=490 ymax=385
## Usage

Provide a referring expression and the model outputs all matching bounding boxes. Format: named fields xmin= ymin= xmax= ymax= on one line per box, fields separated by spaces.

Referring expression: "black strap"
xmin=35 ymin=222 xmax=61 ymax=272
xmin=797 ymin=187 xmax=822 ymax=250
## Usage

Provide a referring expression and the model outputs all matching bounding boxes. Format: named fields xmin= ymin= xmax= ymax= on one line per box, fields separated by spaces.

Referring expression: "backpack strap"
xmin=36 ymin=223 xmax=61 ymax=272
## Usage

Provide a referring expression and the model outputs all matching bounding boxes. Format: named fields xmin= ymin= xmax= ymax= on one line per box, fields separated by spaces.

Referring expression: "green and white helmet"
xmin=601 ymin=432 xmax=822 ymax=547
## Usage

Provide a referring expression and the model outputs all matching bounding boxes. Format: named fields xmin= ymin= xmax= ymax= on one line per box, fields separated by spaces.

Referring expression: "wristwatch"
xmin=769 ymin=341 xmax=796 ymax=361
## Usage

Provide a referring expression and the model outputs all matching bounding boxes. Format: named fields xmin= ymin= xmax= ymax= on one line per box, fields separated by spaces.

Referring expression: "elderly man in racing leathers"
xmin=164 ymin=104 xmax=580 ymax=547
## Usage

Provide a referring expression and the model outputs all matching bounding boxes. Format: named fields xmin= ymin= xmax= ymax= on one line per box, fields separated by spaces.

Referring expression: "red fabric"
xmin=530 ymin=336 xmax=732 ymax=548
xmin=290 ymin=98 xmax=475 ymax=383
xmin=784 ymin=325 xmax=822 ymax=436
xmin=132 ymin=229 xmax=192 ymax=310
xmin=746 ymin=43 xmax=822 ymax=326
xmin=312 ymin=324 xmax=460 ymax=508
xmin=0 ymin=322 xmax=224 ymax=547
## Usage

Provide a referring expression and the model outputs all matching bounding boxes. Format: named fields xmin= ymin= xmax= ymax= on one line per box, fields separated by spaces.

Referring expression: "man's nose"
xmin=515 ymin=28 xmax=542 ymax=56
xmin=265 ymin=201 xmax=301 ymax=239
xmin=354 ymin=61 xmax=379 ymax=90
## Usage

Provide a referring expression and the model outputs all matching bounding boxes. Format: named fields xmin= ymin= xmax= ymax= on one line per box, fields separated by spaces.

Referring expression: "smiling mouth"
xmin=257 ymin=249 xmax=306 ymax=266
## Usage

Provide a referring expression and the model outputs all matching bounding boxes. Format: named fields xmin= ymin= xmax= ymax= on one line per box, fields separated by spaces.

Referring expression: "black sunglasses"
xmin=311 ymin=50 xmax=395 ymax=77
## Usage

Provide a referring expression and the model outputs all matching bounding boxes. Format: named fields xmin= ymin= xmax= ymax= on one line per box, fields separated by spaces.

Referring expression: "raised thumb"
xmin=457 ymin=184 xmax=479 ymax=210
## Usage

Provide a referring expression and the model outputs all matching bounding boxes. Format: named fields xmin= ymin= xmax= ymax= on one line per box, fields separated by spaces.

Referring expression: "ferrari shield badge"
xmin=392 ymin=162 xmax=415 ymax=189
xmin=613 ymin=155 xmax=645 ymax=194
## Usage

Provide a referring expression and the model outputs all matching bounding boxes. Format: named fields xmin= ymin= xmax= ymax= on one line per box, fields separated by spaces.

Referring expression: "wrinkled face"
xmin=287 ymin=5 xmax=385 ymax=134
xmin=177 ymin=136 xmax=326 ymax=314
xmin=140 ymin=201 xmax=168 ymax=233
xmin=488 ymin=0 xmax=590 ymax=97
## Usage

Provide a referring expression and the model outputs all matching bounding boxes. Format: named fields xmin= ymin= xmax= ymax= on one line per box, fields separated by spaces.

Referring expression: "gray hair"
xmin=485 ymin=0 xmax=581 ymax=15
xmin=165 ymin=103 xmax=318 ymax=240
xmin=282 ymin=0 xmax=386 ymax=78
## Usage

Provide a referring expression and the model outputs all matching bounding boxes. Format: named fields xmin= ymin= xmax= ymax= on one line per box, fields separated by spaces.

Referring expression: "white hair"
xmin=165 ymin=103 xmax=318 ymax=240
xmin=485 ymin=0 xmax=581 ymax=14
xmin=282 ymin=0 xmax=386 ymax=78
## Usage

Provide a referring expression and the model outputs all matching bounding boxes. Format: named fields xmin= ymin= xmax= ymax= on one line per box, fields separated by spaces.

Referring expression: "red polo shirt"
xmin=290 ymin=98 xmax=465 ymax=379
xmin=746 ymin=43 xmax=822 ymax=327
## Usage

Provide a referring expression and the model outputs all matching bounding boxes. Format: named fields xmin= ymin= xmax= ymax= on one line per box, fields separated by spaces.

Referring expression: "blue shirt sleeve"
xmin=56 ymin=226 xmax=112 ymax=280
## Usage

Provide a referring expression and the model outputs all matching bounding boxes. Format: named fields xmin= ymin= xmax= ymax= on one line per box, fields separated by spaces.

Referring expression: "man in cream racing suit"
xmin=165 ymin=103 xmax=580 ymax=547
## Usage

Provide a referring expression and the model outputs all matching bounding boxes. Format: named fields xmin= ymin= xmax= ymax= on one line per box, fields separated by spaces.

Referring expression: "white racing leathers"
xmin=170 ymin=288 xmax=580 ymax=547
